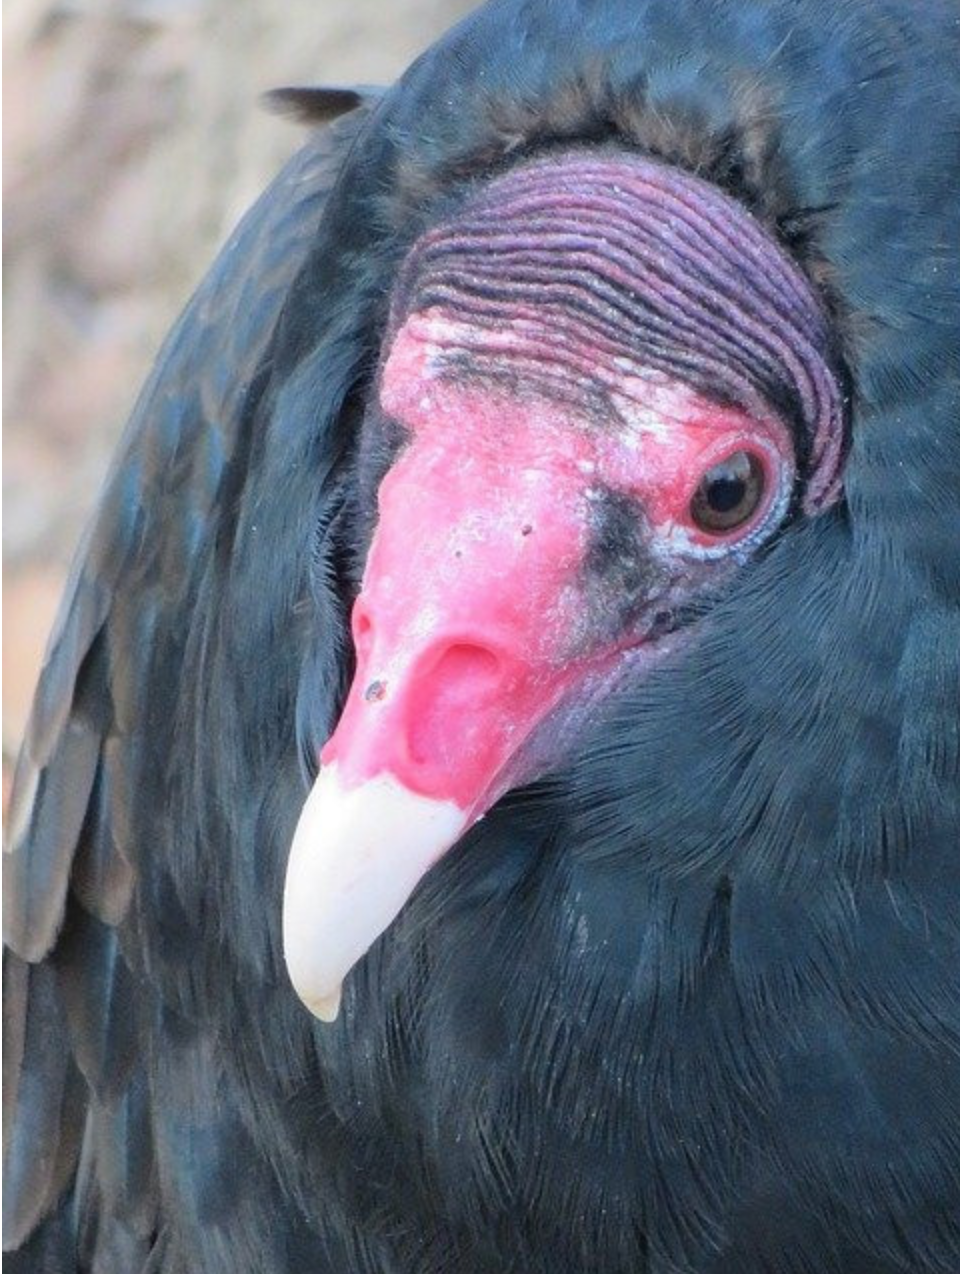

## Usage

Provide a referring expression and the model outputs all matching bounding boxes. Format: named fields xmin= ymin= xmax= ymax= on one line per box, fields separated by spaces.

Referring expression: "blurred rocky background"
xmin=3 ymin=0 xmax=476 ymax=792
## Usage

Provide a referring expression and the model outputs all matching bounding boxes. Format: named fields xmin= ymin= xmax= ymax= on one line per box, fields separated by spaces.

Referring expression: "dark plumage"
xmin=4 ymin=1 xmax=959 ymax=1271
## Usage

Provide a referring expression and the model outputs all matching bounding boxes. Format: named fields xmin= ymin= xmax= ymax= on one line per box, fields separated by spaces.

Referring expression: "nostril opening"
xmin=430 ymin=642 xmax=503 ymax=693
xmin=407 ymin=642 xmax=506 ymax=771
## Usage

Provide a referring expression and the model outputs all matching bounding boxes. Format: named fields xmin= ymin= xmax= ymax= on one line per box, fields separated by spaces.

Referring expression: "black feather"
xmin=2 ymin=958 xmax=86 ymax=1250
xmin=69 ymin=754 xmax=134 ymax=928
xmin=3 ymin=722 xmax=101 ymax=961
xmin=263 ymin=84 xmax=384 ymax=125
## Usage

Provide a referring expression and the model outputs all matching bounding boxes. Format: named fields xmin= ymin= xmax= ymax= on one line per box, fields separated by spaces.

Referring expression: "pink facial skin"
xmin=320 ymin=311 xmax=795 ymax=820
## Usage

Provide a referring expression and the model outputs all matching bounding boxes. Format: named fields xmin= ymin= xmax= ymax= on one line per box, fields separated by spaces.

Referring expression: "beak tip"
xmin=303 ymin=985 xmax=342 ymax=1023
xmin=282 ymin=764 xmax=469 ymax=1025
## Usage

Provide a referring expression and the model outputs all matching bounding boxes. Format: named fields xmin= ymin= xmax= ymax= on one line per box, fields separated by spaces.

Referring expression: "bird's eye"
xmin=690 ymin=450 xmax=766 ymax=534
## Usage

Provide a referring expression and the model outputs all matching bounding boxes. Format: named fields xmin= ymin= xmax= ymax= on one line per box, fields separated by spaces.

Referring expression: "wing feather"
xmin=53 ymin=910 xmax=139 ymax=1104
xmin=2 ymin=101 xmax=374 ymax=1258
xmin=4 ymin=723 xmax=102 ymax=962
xmin=2 ymin=957 xmax=87 ymax=1249
xmin=69 ymin=754 xmax=136 ymax=928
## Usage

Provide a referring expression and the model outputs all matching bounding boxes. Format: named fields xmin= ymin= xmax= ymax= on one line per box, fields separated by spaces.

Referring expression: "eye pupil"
xmin=690 ymin=450 xmax=765 ymax=533
xmin=705 ymin=474 xmax=747 ymax=514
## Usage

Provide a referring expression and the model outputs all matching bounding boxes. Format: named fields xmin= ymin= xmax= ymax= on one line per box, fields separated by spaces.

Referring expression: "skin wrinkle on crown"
xmin=416 ymin=209 xmax=830 ymax=418
xmin=415 ymin=225 xmax=828 ymax=464
xmin=386 ymin=150 xmax=845 ymax=513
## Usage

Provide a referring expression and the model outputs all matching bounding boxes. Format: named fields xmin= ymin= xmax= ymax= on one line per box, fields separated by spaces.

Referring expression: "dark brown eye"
xmin=690 ymin=450 xmax=766 ymax=533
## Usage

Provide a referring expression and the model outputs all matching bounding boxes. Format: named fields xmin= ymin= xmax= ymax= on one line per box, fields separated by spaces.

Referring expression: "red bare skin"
xmin=320 ymin=309 xmax=795 ymax=820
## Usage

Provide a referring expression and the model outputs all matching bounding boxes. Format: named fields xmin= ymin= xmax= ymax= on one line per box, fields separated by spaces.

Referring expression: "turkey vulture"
xmin=4 ymin=0 xmax=959 ymax=1271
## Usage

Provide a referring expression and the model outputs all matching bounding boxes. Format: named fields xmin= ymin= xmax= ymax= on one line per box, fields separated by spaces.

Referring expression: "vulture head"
xmin=283 ymin=148 xmax=846 ymax=1020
